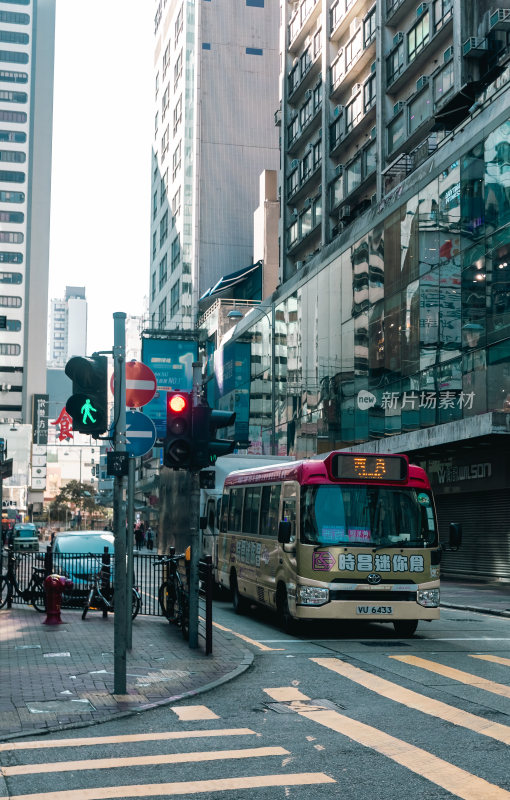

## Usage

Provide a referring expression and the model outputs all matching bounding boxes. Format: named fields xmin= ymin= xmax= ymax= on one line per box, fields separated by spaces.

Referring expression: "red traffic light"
xmin=168 ymin=393 xmax=188 ymax=413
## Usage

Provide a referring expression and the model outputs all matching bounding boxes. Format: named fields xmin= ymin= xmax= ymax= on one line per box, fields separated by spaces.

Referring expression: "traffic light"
xmin=208 ymin=408 xmax=236 ymax=462
xmin=65 ymin=354 xmax=108 ymax=436
xmin=164 ymin=391 xmax=192 ymax=468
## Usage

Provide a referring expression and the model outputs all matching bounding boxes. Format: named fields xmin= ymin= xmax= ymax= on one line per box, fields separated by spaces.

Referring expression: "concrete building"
xmin=48 ymin=286 xmax=87 ymax=367
xmin=0 ymin=0 xmax=55 ymax=424
xmin=199 ymin=1 xmax=510 ymax=579
xmin=149 ymin=0 xmax=279 ymax=330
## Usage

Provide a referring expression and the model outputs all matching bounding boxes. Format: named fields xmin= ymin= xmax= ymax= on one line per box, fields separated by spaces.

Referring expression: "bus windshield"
xmin=301 ymin=485 xmax=437 ymax=548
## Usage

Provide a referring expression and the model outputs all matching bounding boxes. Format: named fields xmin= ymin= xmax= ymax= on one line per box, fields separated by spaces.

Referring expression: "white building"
xmin=149 ymin=0 xmax=279 ymax=329
xmin=0 ymin=0 xmax=55 ymax=424
xmin=48 ymin=285 xmax=87 ymax=367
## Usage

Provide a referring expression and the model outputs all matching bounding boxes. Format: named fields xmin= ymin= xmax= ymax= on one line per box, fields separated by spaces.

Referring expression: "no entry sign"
xmin=110 ymin=361 xmax=157 ymax=408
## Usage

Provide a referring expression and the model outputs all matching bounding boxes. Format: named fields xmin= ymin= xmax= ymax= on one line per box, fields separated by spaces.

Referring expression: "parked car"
xmin=52 ymin=531 xmax=114 ymax=600
xmin=10 ymin=523 xmax=39 ymax=552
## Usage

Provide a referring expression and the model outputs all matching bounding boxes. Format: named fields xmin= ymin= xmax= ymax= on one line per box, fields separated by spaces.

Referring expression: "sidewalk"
xmin=0 ymin=606 xmax=252 ymax=742
xmin=441 ymin=578 xmax=510 ymax=618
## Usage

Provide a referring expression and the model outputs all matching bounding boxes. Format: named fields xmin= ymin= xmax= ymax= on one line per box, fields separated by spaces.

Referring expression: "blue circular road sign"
xmin=125 ymin=410 xmax=157 ymax=457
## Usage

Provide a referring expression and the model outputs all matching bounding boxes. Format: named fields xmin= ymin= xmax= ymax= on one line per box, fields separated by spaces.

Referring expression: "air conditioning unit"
xmin=416 ymin=2 xmax=427 ymax=16
xmin=370 ymin=60 xmax=376 ymax=73
xmin=443 ymin=45 xmax=453 ymax=62
xmin=489 ymin=8 xmax=510 ymax=30
xmin=351 ymin=83 xmax=362 ymax=96
xmin=463 ymin=37 xmax=488 ymax=57
xmin=305 ymin=89 xmax=312 ymax=99
xmin=393 ymin=101 xmax=404 ymax=115
xmin=296 ymin=260 xmax=304 ymax=268
xmin=274 ymin=109 xmax=282 ymax=126
xmin=340 ymin=206 xmax=351 ymax=219
xmin=335 ymin=164 xmax=343 ymax=176
xmin=292 ymin=208 xmax=298 ymax=217
xmin=290 ymin=158 xmax=299 ymax=169
xmin=393 ymin=32 xmax=404 ymax=47
xmin=333 ymin=105 xmax=343 ymax=117
xmin=416 ymin=74 xmax=429 ymax=91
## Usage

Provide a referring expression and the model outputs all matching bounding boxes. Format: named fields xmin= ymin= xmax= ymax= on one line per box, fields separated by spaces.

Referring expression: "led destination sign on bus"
xmin=330 ymin=453 xmax=408 ymax=482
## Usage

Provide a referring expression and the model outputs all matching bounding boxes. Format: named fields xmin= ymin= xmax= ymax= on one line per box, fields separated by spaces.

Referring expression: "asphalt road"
xmin=1 ymin=600 xmax=510 ymax=800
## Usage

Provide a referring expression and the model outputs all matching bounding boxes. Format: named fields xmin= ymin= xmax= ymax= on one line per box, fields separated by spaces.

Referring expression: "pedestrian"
xmin=135 ymin=524 xmax=143 ymax=550
xmin=146 ymin=526 xmax=154 ymax=551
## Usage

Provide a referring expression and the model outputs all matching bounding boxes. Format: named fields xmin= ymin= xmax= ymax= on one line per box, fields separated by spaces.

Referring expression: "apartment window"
xmin=288 ymin=220 xmax=298 ymax=247
xmin=345 ymin=92 xmax=363 ymax=133
xmin=0 ymin=150 xmax=25 ymax=164
xmin=173 ymin=94 xmax=182 ymax=135
xmin=153 ymin=190 xmax=158 ymax=219
xmin=246 ymin=48 xmax=263 ymax=55
xmin=433 ymin=59 xmax=454 ymax=101
xmin=160 ymin=168 xmax=168 ymax=202
xmin=386 ymin=42 xmax=404 ymax=85
xmin=313 ymin=27 xmax=321 ymax=58
xmin=171 ymin=236 xmax=180 ymax=270
xmin=154 ymin=111 xmax=159 ymax=136
xmin=288 ymin=114 xmax=299 ymax=146
xmin=345 ymin=156 xmax=362 ymax=195
xmin=158 ymin=298 xmax=167 ymax=328
xmin=300 ymin=206 xmax=312 ymax=238
xmin=300 ymin=48 xmax=311 ymax=78
xmin=0 ymin=295 xmax=21 ymax=307
xmin=313 ymin=80 xmax=322 ymax=110
xmin=0 ymin=343 xmax=20 ymax=355
xmin=175 ymin=5 xmax=183 ymax=42
xmin=0 ymin=252 xmax=21 ymax=263
xmin=387 ymin=111 xmax=405 ymax=153
xmin=345 ymin=28 xmax=362 ymax=69
xmin=0 ymin=271 xmax=21 ymax=282
xmin=181 ymin=281 xmax=192 ymax=294
xmin=299 ymin=95 xmax=312 ymax=128
xmin=313 ymin=138 xmax=321 ymax=170
xmin=5 ymin=320 xmax=20 ymax=331
xmin=0 ymin=231 xmax=22 ymax=243
xmin=408 ymin=88 xmax=431 ymax=133
xmin=363 ymin=139 xmax=377 ymax=175
xmin=161 ymin=124 xmax=169 ymax=159
xmin=152 ymin=231 xmax=157 ymax=261
xmin=174 ymin=49 xmax=182 ymax=91
xmin=287 ymin=168 xmax=298 ymax=196
xmin=330 ymin=113 xmax=343 ymax=150
xmin=363 ymin=6 xmax=376 ymax=47
xmin=170 ymin=280 xmax=180 ymax=317
xmin=246 ymin=0 xmax=264 ymax=6
xmin=172 ymin=140 xmax=181 ymax=180
xmin=0 ymin=131 xmax=25 ymax=143
xmin=301 ymin=150 xmax=312 ymax=182
xmin=151 ymin=271 xmax=156 ymax=301
xmin=162 ymin=85 xmax=169 ymax=118
xmin=163 ymin=41 xmax=171 ymax=77
xmin=0 ymin=31 xmax=29 ymax=45
xmin=0 ymin=89 xmax=27 ymax=104
xmin=0 ymin=11 xmax=30 ymax=24
xmin=0 ymin=211 xmax=22 ymax=222
xmin=364 ymin=72 xmax=376 ymax=111
xmin=160 ymin=210 xmax=168 ymax=245
xmin=159 ymin=253 xmax=167 ymax=289
xmin=434 ymin=0 xmax=452 ymax=30
xmin=172 ymin=187 xmax=181 ymax=217
xmin=288 ymin=62 xmax=299 ymax=94
xmin=0 ymin=51 xmax=29 ymax=65
xmin=0 ymin=70 xmax=27 ymax=84
xmin=408 ymin=12 xmax=429 ymax=62
xmin=155 ymin=72 xmax=160 ymax=99
xmin=313 ymin=195 xmax=322 ymax=227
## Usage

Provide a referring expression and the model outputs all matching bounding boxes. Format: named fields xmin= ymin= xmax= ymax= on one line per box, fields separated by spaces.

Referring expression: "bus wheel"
xmin=393 ymin=620 xmax=418 ymax=637
xmin=276 ymin=586 xmax=296 ymax=634
xmin=231 ymin=574 xmax=248 ymax=615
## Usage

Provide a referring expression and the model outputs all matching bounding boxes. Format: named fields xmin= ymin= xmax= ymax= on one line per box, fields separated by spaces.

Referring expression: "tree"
xmin=53 ymin=481 xmax=98 ymax=529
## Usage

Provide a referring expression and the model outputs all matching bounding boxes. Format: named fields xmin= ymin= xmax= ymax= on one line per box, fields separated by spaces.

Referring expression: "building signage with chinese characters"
xmin=31 ymin=394 xmax=48 ymax=491
xmin=51 ymin=408 xmax=74 ymax=442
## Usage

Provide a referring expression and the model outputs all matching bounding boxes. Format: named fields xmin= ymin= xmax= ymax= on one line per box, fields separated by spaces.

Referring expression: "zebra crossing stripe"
xmin=310 ymin=657 xmax=510 ymax=745
xmin=0 ymin=772 xmax=335 ymax=800
xmin=390 ymin=655 xmax=510 ymax=698
xmin=470 ymin=654 xmax=510 ymax=668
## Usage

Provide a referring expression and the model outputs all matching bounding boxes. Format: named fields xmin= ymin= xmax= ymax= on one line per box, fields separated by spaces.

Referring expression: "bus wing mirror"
xmin=448 ymin=522 xmax=462 ymax=550
xmin=278 ymin=520 xmax=292 ymax=544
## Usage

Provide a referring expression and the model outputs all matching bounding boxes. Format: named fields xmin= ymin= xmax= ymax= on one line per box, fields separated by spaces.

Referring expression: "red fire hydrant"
xmin=43 ymin=574 xmax=73 ymax=625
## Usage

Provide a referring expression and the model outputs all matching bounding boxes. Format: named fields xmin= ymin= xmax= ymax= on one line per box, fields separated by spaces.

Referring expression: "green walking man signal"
xmin=65 ymin=354 xmax=108 ymax=436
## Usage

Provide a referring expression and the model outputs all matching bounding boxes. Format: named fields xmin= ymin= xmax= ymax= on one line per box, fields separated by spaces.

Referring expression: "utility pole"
xmin=126 ymin=454 xmax=135 ymax=650
xmin=113 ymin=312 xmax=127 ymax=694
xmin=188 ymin=362 xmax=202 ymax=649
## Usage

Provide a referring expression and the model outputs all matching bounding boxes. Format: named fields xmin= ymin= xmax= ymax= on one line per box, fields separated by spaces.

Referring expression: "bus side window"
xmin=259 ymin=486 xmax=271 ymax=536
xmin=228 ymin=488 xmax=244 ymax=532
xmin=267 ymin=484 xmax=281 ymax=537
xmin=220 ymin=491 xmax=230 ymax=532
xmin=282 ymin=484 xmax=297 ymax=542
xmin=242 ymin=486 xmax=261 ymax=535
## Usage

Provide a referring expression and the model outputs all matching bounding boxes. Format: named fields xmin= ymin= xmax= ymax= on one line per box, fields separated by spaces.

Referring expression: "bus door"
xmin=280 ymin=483 xmax=298 ymax=583
xmin=257 ymin=483 xmax=282 ymax=606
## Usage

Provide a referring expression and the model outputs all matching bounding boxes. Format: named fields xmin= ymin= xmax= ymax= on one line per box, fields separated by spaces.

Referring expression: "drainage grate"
xmin=265 ymin=698 xmax=345 ymax=714
xmin=27 ymin=698 xmax=96 ymax=714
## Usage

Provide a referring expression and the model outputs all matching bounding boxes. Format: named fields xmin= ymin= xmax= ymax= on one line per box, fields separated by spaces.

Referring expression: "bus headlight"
xmin=417 ymin=588 xmax=440 ymax=607
xmin=296 ymin=585 xmax=329 ymax=606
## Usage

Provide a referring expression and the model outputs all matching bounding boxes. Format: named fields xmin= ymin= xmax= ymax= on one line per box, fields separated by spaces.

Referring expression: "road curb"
xmin=441 ymin=603 xmax=510 ymax=619
xmin=0 ymin=648 xmax=254 ymax=743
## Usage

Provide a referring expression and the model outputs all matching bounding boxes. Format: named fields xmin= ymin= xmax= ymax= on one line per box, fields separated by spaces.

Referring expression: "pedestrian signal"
xmin=65 ymin=354 xmax=108 ymax=436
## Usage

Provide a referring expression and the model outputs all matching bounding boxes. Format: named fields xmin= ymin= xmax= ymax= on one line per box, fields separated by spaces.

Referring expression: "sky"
xmin=48 ymin=0 xmax=154 ymax=355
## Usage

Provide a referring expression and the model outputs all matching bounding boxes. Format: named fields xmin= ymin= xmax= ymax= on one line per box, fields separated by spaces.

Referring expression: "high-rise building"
xmin=48 ymin=286 xmax=87 ymax=367
xmin=149 ymin=0 xmax=279 ymax=330
xmin=0 ymin=0 xmax=55 ymax=423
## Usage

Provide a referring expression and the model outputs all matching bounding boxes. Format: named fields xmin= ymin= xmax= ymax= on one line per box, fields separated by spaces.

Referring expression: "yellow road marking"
xmin=211 ymin=620 xmax=285 ymax=651
xmin=311 ymin=657 xmax=510 ymax=745
xmin=0 ymin=728 xmax=256 ymax=752
xmin=263 ymin=686 xmax=510 ymax=800
xmin=390 ymin=655 xmax=510 ymax=699
xmin=470 ymin=654 xmax=510 ymax=668
xmin=263 ymin=687 xmax=309 ymax=702
xmin=1 ymin=747 xmax=289 ymax=777
xmin=170 ymin=705 xmax=218 ymax=720
xmin=0 ymin=772 xmax=335 ymax=800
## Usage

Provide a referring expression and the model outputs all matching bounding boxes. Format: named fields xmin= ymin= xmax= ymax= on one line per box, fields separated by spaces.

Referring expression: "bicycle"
xmin=155 ymin=551 xmax=189 ymax=640
xmin=0 ymin=548 xmax=47 ymax=612
xmin=81 ymin=554 xmax=141 ymax=621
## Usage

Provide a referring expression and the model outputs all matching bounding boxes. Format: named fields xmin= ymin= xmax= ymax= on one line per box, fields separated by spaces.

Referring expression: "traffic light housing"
xmin=164 ymin=391 xmax=193 ymax=468
xmin=208 ymin=408 xmax=236 ymax=463
xmin=65 ymin=354 xmax=108 ymax=436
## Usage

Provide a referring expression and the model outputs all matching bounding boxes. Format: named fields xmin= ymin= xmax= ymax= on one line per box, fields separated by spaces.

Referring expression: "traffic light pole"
xmin=113 ymin=312 xmax=127 ymax=694
xmin=188 ymin=362 xmax=202 ymax=649
xmin=126 ymin=454 xmax=135 ymax=651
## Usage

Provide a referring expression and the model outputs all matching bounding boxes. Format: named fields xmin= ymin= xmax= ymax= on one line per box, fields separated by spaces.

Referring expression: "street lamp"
xmin=228 ymin=304 xmax=277 ymax=455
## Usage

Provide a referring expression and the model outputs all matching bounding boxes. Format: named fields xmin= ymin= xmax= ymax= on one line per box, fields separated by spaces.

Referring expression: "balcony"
xmin=288 ymin=38 xmax=322 ymax=104
xmin=330 ymin=94 xmax=376 ymax=157
xmin=288 ymin=0 xmax=321 ymax=55
xmin=287 ymin=97 xmax=322 ymax=155
xmin=385 ymin=0 xmax=415 ymax=25
xmin=330 ymin=0 xmax=364 ymax=42
xmin=287 ymin=157 xmax=322 ymax=205
xmin=330 ymin=27 xmax=376 ymax=98
xmin=386 ymin=11 xmax=453 ymax=96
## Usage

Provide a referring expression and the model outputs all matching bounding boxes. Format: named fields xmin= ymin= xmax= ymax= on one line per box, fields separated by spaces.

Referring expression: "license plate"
xmin=356 ymin=605 xmax=393 ymax=615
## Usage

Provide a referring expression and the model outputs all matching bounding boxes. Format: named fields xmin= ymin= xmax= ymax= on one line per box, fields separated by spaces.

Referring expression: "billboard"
xmin=142 ymin=338 xmax=198 ymax=439
xmin=212 ymin=339 xmax=251 ymax=445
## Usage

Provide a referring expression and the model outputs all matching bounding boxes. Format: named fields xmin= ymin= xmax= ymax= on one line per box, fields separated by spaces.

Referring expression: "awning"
xmin=200 ymin=260 xmax=262 ymax=301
